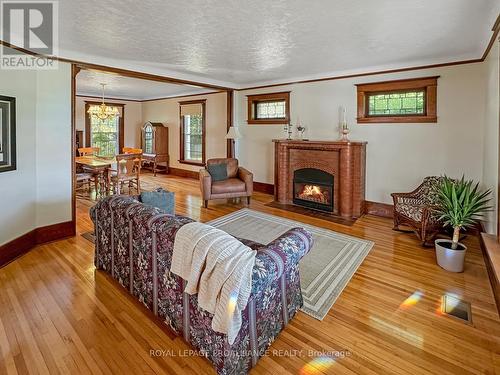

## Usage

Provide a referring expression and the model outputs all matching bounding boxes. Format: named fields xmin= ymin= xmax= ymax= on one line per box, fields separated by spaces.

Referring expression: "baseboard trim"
xmin=0 ymin=230 xmax=37 ymax=268
xmin=479 ymin=233 xmax=500 ymax=316
xmin=253 ymin=182 xmax=274 ymax=195
xmin=168 ymin=170 xmax=276 ymax=197
xmin=0 ymin=220 xmax=75 ymax=268
xmin=35 ymin=221 xmax=75 ymax=244
xmin=365 ymin=200 xmax=394 ymax=218
xmin=168 ymin=167 xmax=199 ymax=179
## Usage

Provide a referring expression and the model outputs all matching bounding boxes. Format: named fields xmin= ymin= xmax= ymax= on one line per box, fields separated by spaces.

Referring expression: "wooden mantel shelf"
xmin=272 ymin=139 xmax=367 ymax=146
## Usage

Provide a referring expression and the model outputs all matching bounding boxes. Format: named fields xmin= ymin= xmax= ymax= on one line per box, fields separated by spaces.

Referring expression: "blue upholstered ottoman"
xmin=140 ymin=188 xmax=175 ymax=214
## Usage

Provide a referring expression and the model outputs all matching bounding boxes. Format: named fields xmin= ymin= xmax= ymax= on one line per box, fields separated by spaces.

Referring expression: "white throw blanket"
xmin=171 ymin=222 xmax=256 ymax=344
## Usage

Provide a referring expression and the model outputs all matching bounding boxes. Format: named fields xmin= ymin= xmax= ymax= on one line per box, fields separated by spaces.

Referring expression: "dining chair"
xmin=75 ymin=171 xmax=93 ymax=191
xmin=122 ymin=148 xmax=143 ymax=173
xmin=110 ymin=153 xmax=142 ymax=195
xmin=78 ymin=147 xmax=100 ymax=157
xmin=123 ymin=147 xmax=143 ymax=154
xmin=77 ymin=147 xmax=103 ymax=195
xmin=123 ymin=148 xmax=143 ymax=172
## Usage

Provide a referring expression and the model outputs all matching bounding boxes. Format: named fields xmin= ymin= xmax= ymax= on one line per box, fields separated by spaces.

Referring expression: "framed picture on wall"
xmin=0 ymin=96 xmax=16 ymax=173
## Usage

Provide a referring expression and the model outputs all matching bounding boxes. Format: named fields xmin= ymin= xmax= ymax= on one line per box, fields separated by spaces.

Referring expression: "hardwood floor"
xmin=1 ymin=173 xmax=499 ymax=374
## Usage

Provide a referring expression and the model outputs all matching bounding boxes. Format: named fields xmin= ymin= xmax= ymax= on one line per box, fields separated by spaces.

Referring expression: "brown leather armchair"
xmin=200 ymin=158 xmax=253 ymax=208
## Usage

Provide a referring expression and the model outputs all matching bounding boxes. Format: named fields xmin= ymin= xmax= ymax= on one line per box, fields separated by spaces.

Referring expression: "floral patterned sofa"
xmin=90 ymin=195 xmax=313 ymax=374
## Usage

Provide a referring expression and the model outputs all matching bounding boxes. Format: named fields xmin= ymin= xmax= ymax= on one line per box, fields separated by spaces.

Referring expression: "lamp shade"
xmin=225 ymin=126 xmax=242 ymax=140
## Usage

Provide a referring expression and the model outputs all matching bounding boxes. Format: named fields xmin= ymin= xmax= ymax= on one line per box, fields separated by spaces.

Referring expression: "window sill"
xmin=357 ymin=115 xmax=437 ymax=124
xmin=480 ymin=233 xmax=500 ymax=316
xmin=248 ymin=118 xmax=289 ymax=125
xmin=179 ymin=160 xmax=205 ymax=167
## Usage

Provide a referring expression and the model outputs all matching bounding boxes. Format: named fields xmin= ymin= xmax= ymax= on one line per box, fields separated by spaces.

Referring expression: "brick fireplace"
xmin=273 ymin=140 xmax=367 ymax=219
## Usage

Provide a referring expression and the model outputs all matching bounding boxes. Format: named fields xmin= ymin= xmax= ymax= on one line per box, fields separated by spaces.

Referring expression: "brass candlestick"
xmin=283 ymin=123 xmax=293 ymax=140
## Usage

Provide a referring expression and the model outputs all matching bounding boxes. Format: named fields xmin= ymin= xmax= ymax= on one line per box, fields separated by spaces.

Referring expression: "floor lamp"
xmin=225 ymin=126 xmax=242 ymax=158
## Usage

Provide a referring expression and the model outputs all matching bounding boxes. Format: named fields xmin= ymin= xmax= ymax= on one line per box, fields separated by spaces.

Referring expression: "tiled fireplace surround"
xmin=273 ymin=140 xmax=367 ymax=219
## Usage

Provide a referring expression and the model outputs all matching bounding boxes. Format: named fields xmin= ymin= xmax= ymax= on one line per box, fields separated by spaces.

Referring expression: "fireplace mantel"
xmin=273 ymin=139 xmax=367 ymax=219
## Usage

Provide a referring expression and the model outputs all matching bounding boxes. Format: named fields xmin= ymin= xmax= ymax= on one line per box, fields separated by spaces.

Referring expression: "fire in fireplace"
xmin=293 ymin=168 xmax=334 ymax=212
xmin=297 ymin=184 xmax=330 ymax=204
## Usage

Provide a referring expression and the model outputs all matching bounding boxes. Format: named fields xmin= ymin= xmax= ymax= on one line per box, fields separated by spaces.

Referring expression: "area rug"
xmin=81 ymin=231 xmax=95 ymax=243
xmin=208 ymin=208 xmax=374 ymax=320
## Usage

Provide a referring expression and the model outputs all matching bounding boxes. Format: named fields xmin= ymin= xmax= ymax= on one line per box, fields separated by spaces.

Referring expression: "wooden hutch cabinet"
xmin=141 ymin=122 xmax=169 ymax=175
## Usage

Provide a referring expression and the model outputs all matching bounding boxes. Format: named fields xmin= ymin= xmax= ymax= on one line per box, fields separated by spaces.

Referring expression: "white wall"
xmin=481 ymin=40 xmax=499 ymax=234
xmin=0 ymin=68 xmax=38 ymax=244
xmin=142 ymin=92 xmax=228 ymax=172
xmin=235 ymin=63 xmax=487 ymax=204
xmin=75 ymin=96 xmax=143 ymax=149
xmin=0 ymin=49 xmax=72 ymax=244
xmin=36 ymin=65 xmax=72 ymax=227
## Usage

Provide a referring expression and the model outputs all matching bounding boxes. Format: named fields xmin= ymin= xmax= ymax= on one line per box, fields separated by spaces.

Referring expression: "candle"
xmin=339 ymin=106 xmax=347 ymax=124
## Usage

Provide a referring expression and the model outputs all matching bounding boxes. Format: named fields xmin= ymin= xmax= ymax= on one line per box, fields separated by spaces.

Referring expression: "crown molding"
xmin=2 ymin=13 xmax=498 ymax=91
xmin=140 ymin=90 xmax=224 ymax=102
xmin=235 ymin=59 xmax=482 ymax=91
xmin=76 ymin=94 xmax=143 ymax=102
xmin=234 ymin=14 xmax=500 ymax=91
xmin=76 ymin=90 xmax=225 ymax=103
xmin=0 ymin=40 xmax=233 ymax=91
xmin=482 ymin=13 xmax=500 ymax=61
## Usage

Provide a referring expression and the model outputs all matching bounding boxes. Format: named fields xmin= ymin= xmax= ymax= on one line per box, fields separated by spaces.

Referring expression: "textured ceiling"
xmin=76 ymin=70 xmax=215 ymax=100
xmin=56 ymin=0 xmax=500 ymax=88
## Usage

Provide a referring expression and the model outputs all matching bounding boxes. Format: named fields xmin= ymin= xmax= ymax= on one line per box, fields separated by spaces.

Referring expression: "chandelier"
xmin=87 ymin=83 xmax=120 ymax=121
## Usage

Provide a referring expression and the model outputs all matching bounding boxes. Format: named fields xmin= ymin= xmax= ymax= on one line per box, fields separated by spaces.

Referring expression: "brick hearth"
xmin=273 ymin=139 xmax=367 ymax=219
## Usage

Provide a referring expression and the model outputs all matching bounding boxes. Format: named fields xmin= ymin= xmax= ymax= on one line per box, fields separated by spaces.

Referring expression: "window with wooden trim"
xmin=247 ymin=91 xmax=290 ymax=124
xmin=179 ymin=99 xmax=206 ymax=166
xmin=84 ymin=102 xmax=124 ymax=156
xmin=356 ymin=76 xmax=438 ymax=123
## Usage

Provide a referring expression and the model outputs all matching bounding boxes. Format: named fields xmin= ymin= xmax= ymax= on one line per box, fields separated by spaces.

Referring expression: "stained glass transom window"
xmin=368 ymin=90 xmax=425 ymax=116
xmin=255 ymin=100 xmax=286 ymax=119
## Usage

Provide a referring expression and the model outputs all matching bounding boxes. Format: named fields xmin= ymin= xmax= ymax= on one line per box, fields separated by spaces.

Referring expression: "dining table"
xmin=75 ymin=156 xmax=116 ymax=196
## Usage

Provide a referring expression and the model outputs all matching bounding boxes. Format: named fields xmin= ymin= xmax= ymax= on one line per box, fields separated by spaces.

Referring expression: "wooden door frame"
xmin=71 ymin=66 xmax=233 ymax=236
xmin=84 ymin=101 xmax=125 ymax=152
xmin=70 ymin=65 xmax=79 ymax=234
xmin=226 ymin=90 xmax=234 ymax=158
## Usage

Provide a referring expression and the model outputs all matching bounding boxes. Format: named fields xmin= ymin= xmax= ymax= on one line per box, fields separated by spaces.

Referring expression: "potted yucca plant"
xmin=434 ymin=176 xmax=491 ymax=272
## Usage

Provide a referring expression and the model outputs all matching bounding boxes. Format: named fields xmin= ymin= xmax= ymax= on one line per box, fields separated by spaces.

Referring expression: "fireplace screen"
xmin=293 ymin=168 xmax=334 ymax=212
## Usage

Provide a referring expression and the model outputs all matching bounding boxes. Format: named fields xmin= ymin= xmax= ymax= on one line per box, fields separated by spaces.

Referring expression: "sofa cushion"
xmin=207 ymin=158 xmax=239 ymax=178
xmin=395 ymin=202 xmax=440 ymax=224
xmin=207 ymin=162 xmax=228 ymax=182
xmin=140 ymin=188 xmax=175 ymax=214
xmin=395 ymin=202 xmax=424 ymax=221
xmin=211 ymin=178 xmax=246 ymax=194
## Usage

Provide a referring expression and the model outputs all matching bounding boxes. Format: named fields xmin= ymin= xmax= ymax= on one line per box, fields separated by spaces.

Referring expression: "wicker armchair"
xmin=391 ymin=176 xmax=446 ymax=246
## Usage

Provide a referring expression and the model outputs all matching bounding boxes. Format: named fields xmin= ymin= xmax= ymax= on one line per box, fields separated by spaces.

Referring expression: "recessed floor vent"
xmin=440 ymin=295 xmax=472 ymax=324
